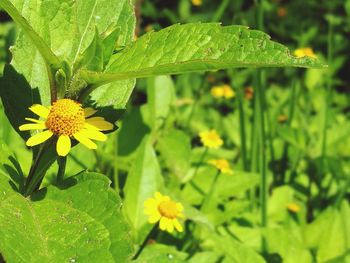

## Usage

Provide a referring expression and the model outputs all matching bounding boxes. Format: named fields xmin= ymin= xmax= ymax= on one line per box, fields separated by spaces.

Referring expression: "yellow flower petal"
xmin=56 ymin=135 xmax=71 ymax=156
xmin=159 ymin=217 xmax=172 ymax=232
xmin=84 ymin=107 xmax=97 ymax=117
xmin=19 ymin=123 xmax=46 ymax=131
xmin=29 ymin=104 xmax=49 ymax=119
xmin=86 ymin=117 xmax=114 ymax=131
xmin=167 ymin=220 xmax=174 ymax=233
xmin=176 ymin=203 xmax=184 ymax=212
xmin=80 ymin=128 xmax=107 ymax=141
xmin=154 ymin=192 xmax=163 ymax=201
xmin=73 ymin=132 xmax=97 ymax=149
xmin=148 ymin=212 xmax=161 ymax=223
xmin=173 ymin=219 xmax=183 ymax=232
xmin=25 ymin=118 xmax=44 ymax=124
xmin=26 ymin=130 xmax=53 ymax=146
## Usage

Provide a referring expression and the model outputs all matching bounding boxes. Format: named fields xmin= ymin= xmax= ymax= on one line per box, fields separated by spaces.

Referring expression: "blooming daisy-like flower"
xmin=144 ymin=192 xmax=184 ymax=233
xmin=293 ymin=47 xmax=317 ymax=59
xmin=19 ymin=99 xmax=113 ymax=157
xmin=208 ymin=159 xmax=233 ymax=175
xmin=199 ymin=130 xmax=223 ymax=149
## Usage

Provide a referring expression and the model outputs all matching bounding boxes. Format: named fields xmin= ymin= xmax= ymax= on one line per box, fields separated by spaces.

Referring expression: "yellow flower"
xmin=191 ymin=0 xmax=202 ymax=6
xmin=222 ymin=84 xmax=235 ymax=99
xmin=199 ymin=130 xmax=223 ymax=149
xmin=19 ymin=99 xmax=113 ymax=157
xmin=208 ymin=159 xmax=233 ymax=175
xmin=210 ymin=84 xmax=235 ymax=99
xmin=287 ymin=203 xmax=301 ymax=213
xmin=144 ymin=192 xmax=184 ymax=233
xmin=210 ymin=86 xmax=224 ymax=98
xmin=293 ymin=47 xmax=317 ymax=59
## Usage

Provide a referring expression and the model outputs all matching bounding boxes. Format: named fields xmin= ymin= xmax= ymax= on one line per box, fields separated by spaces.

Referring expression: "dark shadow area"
xmin=0 ymin=65 xmax=41 ymax=141
xmin=3 ymin=156 xmax=25 ymax=194
xmin=118 ymin=107 xmax=151 ymax=156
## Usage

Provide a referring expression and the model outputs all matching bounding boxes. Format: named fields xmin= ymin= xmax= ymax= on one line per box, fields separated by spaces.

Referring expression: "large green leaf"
xmin=80 ymin=23 xmax=325 ymax=86
xmin=0 ymin=0 xmax=136 ymax=138
xmin=123 ymin=136 xmax=164 ymax=243
xmin=0 ymin=172 xmax=133 ymax=263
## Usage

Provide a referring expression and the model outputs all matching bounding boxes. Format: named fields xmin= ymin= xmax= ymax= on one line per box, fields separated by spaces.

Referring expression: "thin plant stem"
xmin=236 ymin=81 xmax=248 ymax=171
xmin=57 ymin=156 xmax=67 ymax=183
xmin=192 ymin=148 xmax=208 ymax=180
xmin=321 ymin=20 xmax=334 ymax=158
xmin=200 ymin=170 xmax=221 ymax=212
xmin=133 ymin=223 xmax=159 ymax=260
xmin=113 ymin=131 xmax=120 ymax=191
xmin=255 ymin=0 xmax=268 ymax=252
xmin=211 ymin=0 xmax=231 ymax=22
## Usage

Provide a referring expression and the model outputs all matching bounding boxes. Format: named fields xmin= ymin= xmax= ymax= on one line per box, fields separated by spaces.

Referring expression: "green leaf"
xmin=0 ymin=0 xmax=61 ymax=70
xmin=157 ymin=129 xmax=191 ymax=181
xmin=80 ymin=23 xmax=326 ymax=86
xmin=123 ymin=136 xmax=164 ymax=243
xmin=146 ymin=75 xmax=176 ymax=130
xmin=0 ymin=172 xmax=133 ymax=263
xmin=135 ymin=244 xmax=187 ymax=263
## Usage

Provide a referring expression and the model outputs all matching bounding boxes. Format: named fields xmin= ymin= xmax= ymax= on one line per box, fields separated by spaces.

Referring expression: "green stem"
xmin=24 ymin=139 xmax=56 ymax=196
xmin=236 ymin=82 xmax=248 ymax=171
xmin=200 ymin=170 xmax=221 ymax=212
xmin=113 ymin=132 xmax=120 ymax=191
xmin=211 ymin=0 xmax=231 ymax=22
xmin=57 ymin=156 xmax=67 ymax=183
xmin=255 ymin=3 xmax=268 ymax=251
xmin=193 ymin=148 xmax=208 ymax=179
xmin=321 ymin=20 xmax=334 ymax=158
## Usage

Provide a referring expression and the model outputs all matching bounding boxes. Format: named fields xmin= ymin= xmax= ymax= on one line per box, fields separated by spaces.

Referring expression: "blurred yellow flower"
xmin=144 ymin=192 xmax=184 ymax=233
xmin=191 ymin=0 xmax=202 ymax=6
xmin=208 ymin=159 xmax=233 ymax=175
xmin=210 ymin=86 xmax=225 ymax=98
xmin=210 ymin=84 xmax=235 ymax=99
xmin=293 ymin=47 xmax=317 ymax=59
xmin=287 ymin=203 xmax=301 ymax=213
xmin=19 ymin=99 xmax=113 ymax=156
xmin=199 ymin=130 xmax=223 ymax=149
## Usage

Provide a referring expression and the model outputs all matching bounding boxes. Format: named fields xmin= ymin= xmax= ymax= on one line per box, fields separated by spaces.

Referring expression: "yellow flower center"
xmin=45 ymin=99 xmax=85 ymax=136
xmin=158 ymin=200 xmax=179 ymax=219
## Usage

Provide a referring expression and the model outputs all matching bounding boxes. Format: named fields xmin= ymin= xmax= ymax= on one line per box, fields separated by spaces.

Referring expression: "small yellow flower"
xmin=210 ymin=86 xmax=225 ymax=98
xmin=293 ymin=47 xmax=317 ymax=59
xmin=199 ymin=130 xmax=223 ymax=149
xmin=287 ymin=203 xmax=301 ymax=213
xmin=210 ymin=84 xmax=235 ymax=99
xmin=144 ymin=192 xmax=184 ymax=233
xmin=222 ymin=84 xmax=235 ymax=99
xmin=208 ymin=159 xmax=233 ymax=175
xmin=191 ymin=0 xmax=202 ymax=6
xmin=19 ymin=99 xmax=113 ymax=157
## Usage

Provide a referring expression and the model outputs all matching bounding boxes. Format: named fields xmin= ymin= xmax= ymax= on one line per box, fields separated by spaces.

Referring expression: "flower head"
xmin=191 ymin=0 xmax=202 ymax=6
xmin=287 ymin=203 xmax=301 ymax=213
xmin=19 ymin=99 xmax=113 ymax=156
xmin=199 ymin=130 xmax=223 ymax=149
xmin=208 ymin=159 xmax=233 ymax=175
xmin=144 ymin=192 xmax=184 ymax=233
xmin=210 ymin=84 xmax=235 ymax=99
xmin=293 ymin=47 xmax=317 ymax=59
